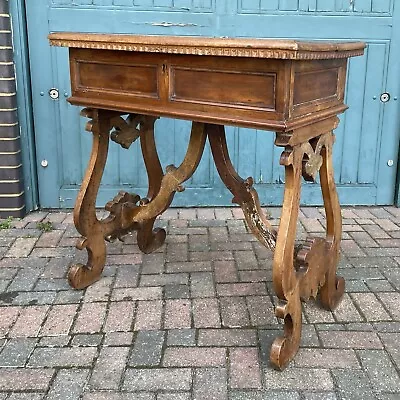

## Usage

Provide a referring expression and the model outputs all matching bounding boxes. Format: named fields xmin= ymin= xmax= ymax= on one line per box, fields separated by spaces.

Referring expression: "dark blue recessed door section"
xmin=26 ymin=0 xmax=400 ymax=207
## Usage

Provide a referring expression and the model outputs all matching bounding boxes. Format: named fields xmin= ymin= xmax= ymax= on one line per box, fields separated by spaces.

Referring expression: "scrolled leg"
xmin=318 ymin=136 xmax=345 ymax=310
xmin=69 ymin=108 xmax=117 ymax=289
xmin=271 ymin=122 xmax=345 ymax=369
xmin=136 ymin=116 xmax=167 ymax=253
xmin=207 ymin=123 xmax=277 ymax=251
xmin=270 ymin=146 xmax=304 ymax=370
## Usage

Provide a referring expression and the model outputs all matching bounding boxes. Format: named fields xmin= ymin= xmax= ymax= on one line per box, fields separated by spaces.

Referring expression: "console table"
xmin=49 ymin=33 xmax=365 ymax=370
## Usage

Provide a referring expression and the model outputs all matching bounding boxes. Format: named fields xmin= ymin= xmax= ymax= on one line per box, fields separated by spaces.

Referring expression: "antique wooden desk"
xmin=49 ymin=33 xmax=365 ymax=370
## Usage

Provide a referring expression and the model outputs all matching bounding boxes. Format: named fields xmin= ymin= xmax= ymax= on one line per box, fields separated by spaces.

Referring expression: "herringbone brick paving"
xmin=0 ymin=207 xmax=399 ymax=399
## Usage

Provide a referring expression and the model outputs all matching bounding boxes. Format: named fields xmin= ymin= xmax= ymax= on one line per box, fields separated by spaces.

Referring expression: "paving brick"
xmin=167 ymin=329 xmax=196 ymax=347
xmin=293 ymin=348 xmax=360 ymax=368
xmin=220 ymin=297 xmax=250 ymax=327
xmin=5 ymin=237 xmax=38 ymax=257
xmin=163 ymin=347 xmax=226 ymax=367
xmin=142 ymin=253 xmax=165 ymax=274
xmin=0 ymin=306 xmax=20 ymax=337
xmin=72 ymin=302 xmax=107 ymax=333
xmin=40 ymin=304 xmax=78 ymax=336
xmin=197 ymin=208 xmax=215 ymax=220
xmin=164 ymin=299 xmax=191 ymax=329
xmin=35 ymin=230 xmax=64 ymax=248
xmin=379 ymin=333 xmax=400 ymax=368
xmin=166 ymin=261 xmax=212 ymax=273
xmin=246 ymin=296 xmax=277 ymax=325
xmin=303 ymin=393 xmax=337 ymax=400
xmin=332 ymin=293 xmax=363 ymax=322
xmin=9 ymin=305 xmax=49 ymax=337
xmin=0 ymin=337 xmax=37 ymax=366
xmin=84 ymin=277 xmax=113 ymax=302
xmin=107 ymin=253 xmax=142 ymax=265
xmin=129 ymin=330 xmax=164 ymax=367
xmin=157 ymin=394 xmax=190 ymax=400
xmin=165 ymin=284 xmax=190 ymax=299
xmin=319 ymin=331 xmax=383 ymax=349
xmin=230 ymin=391 xmax=300 ymax=400
xmin=104 ymin=331 xmax=134 ymax=347
xmin=239 ymin=269 xmax=271 ymax=282
xmin=105 ymin=300 xmax=135 ymax=332
xmin=7 ymin=394 xmax=44 ymax=400
xmin=166 ymin=243 xmax=188 ymax=262
xmin=39 ymin=335 xmax=70 ymax=347
xmin=351 ymin=292 xmax=391 ymax=321
xmin=123 ymin=368 xmax=192 ymax=391
xmin=114 ymin=264 xmax=140 ymax=287
xmin=47 ymin=369 xmax=89 ymax=400
xmin=190 ymin=272 xmax=215 ymax=297
xmin=71 ymin=333 xmax=103 ymax=347
xmin=193 ymin=368 xmax=228 ymax=400
xmin=217 ymin=282 xmax=267 ymax=297
xmin=83 ymin=393 xmax=154 ymax=400
xmin=357 ymin=349 xmax=400 ymax=393
xmin=112 ymin=286 xmax=162 ymax=301
xmin=192 ymin=298 xmax=221 ymax=328
xmin=28 ymin=347 xmax=97 ymax=367
xmin=198 ymin=328 xmax=257 ymax=347
xmin=90 ymin=346 xmax=129 ymax=390
xmin=214 ymin=260 xmax=238 ymax=282
xmin=141 ymin=273 xmax=188 ymax=286
xmin=264 ymin=368 xmax=334 ymax=391
xmin=7 ymin=267 xmax=43 ymax=292
xmin=0 ymin=368 xmax=55 ymax=391
xmin=332 ymin=369 xmax=376 ymax=400
xmin=229 ymin=347 xmax=262 ymax=388
xmin=377 ymin=292 xmax=400 ymax=320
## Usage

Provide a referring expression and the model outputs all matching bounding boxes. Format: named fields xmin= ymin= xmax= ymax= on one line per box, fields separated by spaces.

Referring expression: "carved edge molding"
xmin=49 ymin=39 xmax=365 ymax=60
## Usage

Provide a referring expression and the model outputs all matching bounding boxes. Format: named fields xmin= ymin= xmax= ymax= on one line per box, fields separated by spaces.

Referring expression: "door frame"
xmin=10 ymin=0 xmax=38 ymax=212
xmin=17 ymin=1 xmax=400 ymax=209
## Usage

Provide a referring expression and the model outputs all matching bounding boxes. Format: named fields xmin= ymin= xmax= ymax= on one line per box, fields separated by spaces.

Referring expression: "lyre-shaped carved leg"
xmin=270 ymin=144 xmax=304 ymax=369
xmin=122 ymin=122 xmax=207 ymax=226
xmin=207 ymin=124 xmax=277 ymax=251
xmin=319 ymin=140 xmax=345 ymax=309
xmin=136 ymin=117 xmax=166 ymax=253
xmin=271 ymin=123 xmax=345 ymax=370
xmin=69 ymin=109 xmax=115 ymax=289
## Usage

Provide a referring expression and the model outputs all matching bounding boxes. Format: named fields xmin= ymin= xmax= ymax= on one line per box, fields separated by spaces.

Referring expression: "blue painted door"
xmin=25 ymin=0 xmax=400 ymax=207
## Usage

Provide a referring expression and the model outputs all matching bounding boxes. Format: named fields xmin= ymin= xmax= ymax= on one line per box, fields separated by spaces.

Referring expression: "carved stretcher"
xmin=49 ymin=33 xmax=365 ymax=370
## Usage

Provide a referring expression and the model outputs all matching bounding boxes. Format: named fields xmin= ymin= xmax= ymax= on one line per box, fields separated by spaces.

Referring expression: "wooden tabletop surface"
xmin=49 ymin=32 xmax=365 ymax=60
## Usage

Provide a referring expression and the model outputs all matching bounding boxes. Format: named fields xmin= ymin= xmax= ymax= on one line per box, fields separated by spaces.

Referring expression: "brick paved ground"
xmin=0 ymin=206 xmax=399 ymax=399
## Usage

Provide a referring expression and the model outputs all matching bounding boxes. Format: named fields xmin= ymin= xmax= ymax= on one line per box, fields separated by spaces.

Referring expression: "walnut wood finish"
xmin=50 ymin=33 xmax=364 ymax=370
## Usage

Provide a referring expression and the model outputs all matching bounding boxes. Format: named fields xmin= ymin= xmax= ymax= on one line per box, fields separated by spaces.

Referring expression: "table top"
xmin=49 ymin=32 xmax=365 ymax=60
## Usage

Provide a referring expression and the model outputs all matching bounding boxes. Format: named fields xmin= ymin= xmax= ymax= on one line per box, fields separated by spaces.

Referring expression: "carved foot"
xmin=137 ymin=219 xmax=166 ymax=254
xmin=68 ymin=234 xmax=106 ymax=289
xmin=320 ymin=267 xmax=345 ymax=310
xmin=270 ymin=288 xmax=302 ymax=370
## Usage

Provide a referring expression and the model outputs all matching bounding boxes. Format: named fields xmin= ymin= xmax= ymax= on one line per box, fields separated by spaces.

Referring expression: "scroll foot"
xmin=68 ymin=235 xmax=106 ymax=289
xmin=270 ymin=288 xmax=302 ymax=370
xmin=137 ymin=219 xmax=166 ymax=254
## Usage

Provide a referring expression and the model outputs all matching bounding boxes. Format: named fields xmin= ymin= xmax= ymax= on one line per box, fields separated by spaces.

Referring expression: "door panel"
xmin=26 ymin=0 xmax=400 ymax=207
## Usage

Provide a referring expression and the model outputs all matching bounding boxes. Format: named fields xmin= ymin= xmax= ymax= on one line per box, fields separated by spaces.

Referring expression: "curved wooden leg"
xmin=271 ymin=126 xmax=345 ymax=369
xmin=122 ymin=121 xmax=207 ymax=226
xmin=207 ymin=124 xmax=277 ymax=251
xmin=137 ymin=116 xmax=166 ymax=253
xmin=69 ymin=109 xmax=113 ymax=289
xmin=270 ymin=145 xmax=303 ymax=370
xmin=318 ymin=136 xmax=345 ymax=310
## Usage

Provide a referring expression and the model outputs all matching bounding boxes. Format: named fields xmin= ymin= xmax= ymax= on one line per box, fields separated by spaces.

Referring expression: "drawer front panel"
xmin=170 ymin=66 xmax=276 ymax=110
xmin=77 ymin=61 xmax=159 ymax=98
